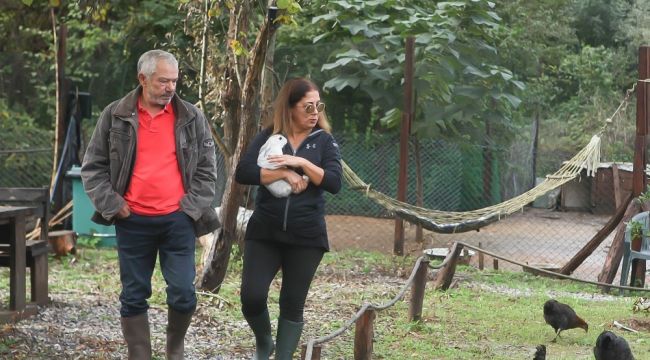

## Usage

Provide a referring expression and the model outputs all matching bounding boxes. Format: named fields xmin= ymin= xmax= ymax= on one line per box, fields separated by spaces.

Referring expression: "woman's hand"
xmin=267 ymin=154 xmax=305 ymax=168
xmin=285 ymin=170 xmax=309 ymax=194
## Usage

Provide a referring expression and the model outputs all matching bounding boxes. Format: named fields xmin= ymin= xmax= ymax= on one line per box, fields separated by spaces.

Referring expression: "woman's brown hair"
xmin=268 ymin=78 xmax=331 ymax=134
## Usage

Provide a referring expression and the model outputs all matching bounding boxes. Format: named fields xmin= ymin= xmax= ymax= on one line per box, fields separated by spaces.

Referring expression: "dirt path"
xmin=326 ymin=208 xmax=626 ymax=281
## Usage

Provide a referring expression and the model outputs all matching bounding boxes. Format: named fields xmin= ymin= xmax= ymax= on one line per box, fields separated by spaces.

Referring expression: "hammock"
xmin=342 ymin=135 xmax=602 ymax=233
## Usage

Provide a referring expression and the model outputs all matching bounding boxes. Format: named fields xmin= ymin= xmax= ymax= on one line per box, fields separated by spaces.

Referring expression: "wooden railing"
xmin=300 ymin=241 xmax=650 ymax=359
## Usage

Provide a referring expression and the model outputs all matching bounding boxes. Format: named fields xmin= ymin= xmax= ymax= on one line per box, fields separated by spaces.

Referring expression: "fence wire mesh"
xmin=322 ymin=132 xmax=624 ymax=284
xmin=0 ymin=127 xmax=630 ymax=284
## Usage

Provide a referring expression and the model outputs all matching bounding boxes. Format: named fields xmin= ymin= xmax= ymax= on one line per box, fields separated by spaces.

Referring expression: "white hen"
xmin=257 ymin=134 xmax=293 ymax=197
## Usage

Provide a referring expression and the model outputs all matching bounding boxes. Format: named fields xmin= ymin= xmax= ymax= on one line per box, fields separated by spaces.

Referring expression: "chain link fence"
xmin=0 ymin=127 xmax=53 ymax=188
xmin=324 ymin=132 xmax=625 ymax=284
xmin=0 ymin=126 xmax=631 ymax=283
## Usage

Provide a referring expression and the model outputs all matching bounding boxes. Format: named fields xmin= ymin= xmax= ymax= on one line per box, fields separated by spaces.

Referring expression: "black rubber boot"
xmin=244 ymin=309 xmax=275 ymax=360
xmin=120 ymin=313 xmax=152 ymax=360
xmin=166 ymin=308 xmax=194 ymax=360
xmin=275 ymin=318 xmax=304 ymax=360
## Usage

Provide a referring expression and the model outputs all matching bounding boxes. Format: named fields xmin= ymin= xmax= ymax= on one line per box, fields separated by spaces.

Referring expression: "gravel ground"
xmin=0 ymin=257 xmax=409 ymax=360
xmin=1 ymin=292 xmax=242 ymax=359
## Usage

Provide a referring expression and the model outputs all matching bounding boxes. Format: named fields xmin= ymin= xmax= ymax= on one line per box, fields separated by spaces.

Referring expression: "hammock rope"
xmin=343 ymin=135 xmax=601 ymax=233
xmin=342 ymin=82 xmax=639 ymax=234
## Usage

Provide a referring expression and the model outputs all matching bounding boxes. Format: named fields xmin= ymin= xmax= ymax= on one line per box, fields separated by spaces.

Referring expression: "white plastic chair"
xmin=620 ymin=211 xmax=650 ymax=291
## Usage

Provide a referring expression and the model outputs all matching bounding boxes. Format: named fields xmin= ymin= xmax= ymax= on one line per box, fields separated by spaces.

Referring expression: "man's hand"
xmin=116 ymin=204 xmax=131 ymax=219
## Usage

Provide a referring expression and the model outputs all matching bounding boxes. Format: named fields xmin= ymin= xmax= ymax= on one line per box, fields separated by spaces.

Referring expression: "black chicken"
xmin=543 ymin=299 xmax=588 ymax=342
xmin=593 ymin=330 xmax=634 ymax=360
xmin=533 ymin=344 xmax=546 ymax=360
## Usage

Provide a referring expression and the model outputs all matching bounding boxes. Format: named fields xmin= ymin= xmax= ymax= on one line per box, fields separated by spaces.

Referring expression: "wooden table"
xmin=0 ymin=205 xmax=37 ymax=323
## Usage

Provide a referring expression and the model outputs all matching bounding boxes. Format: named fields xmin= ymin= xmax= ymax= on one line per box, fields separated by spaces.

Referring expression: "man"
xmin=81 ymin=50 xmax=218 ymax=359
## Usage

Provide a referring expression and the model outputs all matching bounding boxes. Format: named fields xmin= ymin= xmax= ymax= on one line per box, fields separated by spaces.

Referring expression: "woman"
xmin=235 ymin=78 xmax=342 ymax=359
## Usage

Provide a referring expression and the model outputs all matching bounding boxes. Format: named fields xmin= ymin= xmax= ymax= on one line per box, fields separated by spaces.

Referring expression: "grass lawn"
xmin=0 ymin=244 xmax=649 ymax=359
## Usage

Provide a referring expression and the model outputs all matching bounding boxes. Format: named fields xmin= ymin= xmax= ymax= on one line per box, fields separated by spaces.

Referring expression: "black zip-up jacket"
xmin=235 ymin=127 xmax=342 ymax=250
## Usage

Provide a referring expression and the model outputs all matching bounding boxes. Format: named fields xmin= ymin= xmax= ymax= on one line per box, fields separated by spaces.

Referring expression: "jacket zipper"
xmin=282 ymin=130 xmax=323 ymax=231
xmin=116 ymin=118 xmax=137 ymax=194
xmin=282 ymin=143 xmax=297 ymax=231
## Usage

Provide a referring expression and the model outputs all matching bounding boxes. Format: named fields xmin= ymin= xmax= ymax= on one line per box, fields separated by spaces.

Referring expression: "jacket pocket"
xmin=109 ymin=129 xmax=131 ymax=184
xmin=180 ymin=129 xmax=197 ymax=178
xmin=109 ymin=129 xmax=131 ymax=159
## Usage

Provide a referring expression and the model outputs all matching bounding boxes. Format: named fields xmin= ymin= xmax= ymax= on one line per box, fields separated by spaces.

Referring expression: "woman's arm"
xmin=265 ymin=134 xmax=342 ymax=193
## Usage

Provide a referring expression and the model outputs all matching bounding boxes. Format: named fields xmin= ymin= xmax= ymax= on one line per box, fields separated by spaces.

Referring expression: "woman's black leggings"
xmin=240 ymin=240 xmax=324 ymax=322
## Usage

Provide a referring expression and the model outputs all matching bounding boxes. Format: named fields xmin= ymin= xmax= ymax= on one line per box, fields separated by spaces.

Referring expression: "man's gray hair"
xmin=137 ymin=50 xmax=178 ymax=78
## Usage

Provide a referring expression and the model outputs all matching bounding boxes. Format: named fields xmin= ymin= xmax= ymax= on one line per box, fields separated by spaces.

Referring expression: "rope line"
xmin=457 ymin=241 xmax=650 ymax=292
xmin=302 ymin=242 xmax=649 ymax=358
xmin=303 ymin=256 xmax=426 ymax=359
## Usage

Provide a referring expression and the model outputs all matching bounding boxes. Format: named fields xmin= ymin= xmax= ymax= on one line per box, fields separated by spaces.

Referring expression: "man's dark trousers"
xmin=115 ymin=211 xmax=197 ymax=317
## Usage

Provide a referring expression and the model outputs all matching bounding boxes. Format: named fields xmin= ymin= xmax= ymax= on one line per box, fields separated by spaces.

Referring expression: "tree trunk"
xmin=197 ymin=9 xmax=275 ymax=292
xmin=259 ymin=30 xmax=277 ymax=129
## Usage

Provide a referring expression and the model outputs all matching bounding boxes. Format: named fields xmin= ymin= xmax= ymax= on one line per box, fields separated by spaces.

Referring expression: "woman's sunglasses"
xmin=303 ymin=102 xmax=326 ymax=114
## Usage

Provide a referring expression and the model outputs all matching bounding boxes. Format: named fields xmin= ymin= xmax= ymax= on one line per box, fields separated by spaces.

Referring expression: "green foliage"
xmin=75 ymin=235 xmax=101 ymax=248
xmin=639 ymin=185 xmax=650 ymax=203
xmin=629 ymin=220 xmax=643 ymax=240
xmin=304 ymin=0 xmax=524 ymax=142
xmin=573 ymin=0 xmax=630 ymax=48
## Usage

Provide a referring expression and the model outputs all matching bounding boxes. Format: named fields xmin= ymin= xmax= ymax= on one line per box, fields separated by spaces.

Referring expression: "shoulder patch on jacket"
xmin=203 ymin=139 xmax=215 ymax=148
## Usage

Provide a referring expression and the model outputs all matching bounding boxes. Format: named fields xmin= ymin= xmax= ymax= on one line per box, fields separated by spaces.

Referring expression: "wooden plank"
xmin=301 ymin=344 xmax=321 ymax=360
xmin=559 ymin=193 xmax=632 ymax=275
xmin=612 ymin=164 xmax=621 ymax=209
xmin=31 ymin=253 xmax=48 ymax=305
xmin=597 ymin=199 xmax=641 ymax=287
xmin=9 ymin=214 xmax=26 ymax=311
xmin=394 ymin=36 xmax=415 ymax=256
xmin=408 ymin=258 xmax=429 ymax=321
xmin=0 ymin=187 xmax=49 ymax=242
xmin=0 ymin=304 xmax=39 ymax=324
xmin=354 ymin=309 xmax=375 ymax=360
xmin=630 ymin=47 xmax=650 ymax=287
xmin=0 ymin=188 xmax=48 ymax=202
xmin=432 ymin=242 xmax=463 ymax=290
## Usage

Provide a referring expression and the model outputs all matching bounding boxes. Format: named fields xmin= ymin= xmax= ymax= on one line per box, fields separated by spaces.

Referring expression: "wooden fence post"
xmin=432 ymin=242 xmax=463 ymax=290
xmin=409 ymin=257 xmax=430 ymax=321
xmin=354 ymin=309 xmax=376 ymax=360
xmin=301 ymin=344 xmax=322 ymax=360
xmin=598 ymin=199 xmax=641 ymax=289
xmin=478 ymin=242 xmax=484 ymax=270
xmin=632 ymin=45 xmax=650 ymax=287
xmin=559 ymin=194 xmax=632 ymax=275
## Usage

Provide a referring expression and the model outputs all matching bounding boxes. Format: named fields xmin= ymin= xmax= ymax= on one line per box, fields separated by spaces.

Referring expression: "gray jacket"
xmin=80 ymin=86 xmax=219 ymax=236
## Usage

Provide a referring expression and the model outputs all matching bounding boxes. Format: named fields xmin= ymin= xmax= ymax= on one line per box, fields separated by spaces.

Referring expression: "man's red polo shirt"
xmin=124 ymin=100 xmax=185 ymax=216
